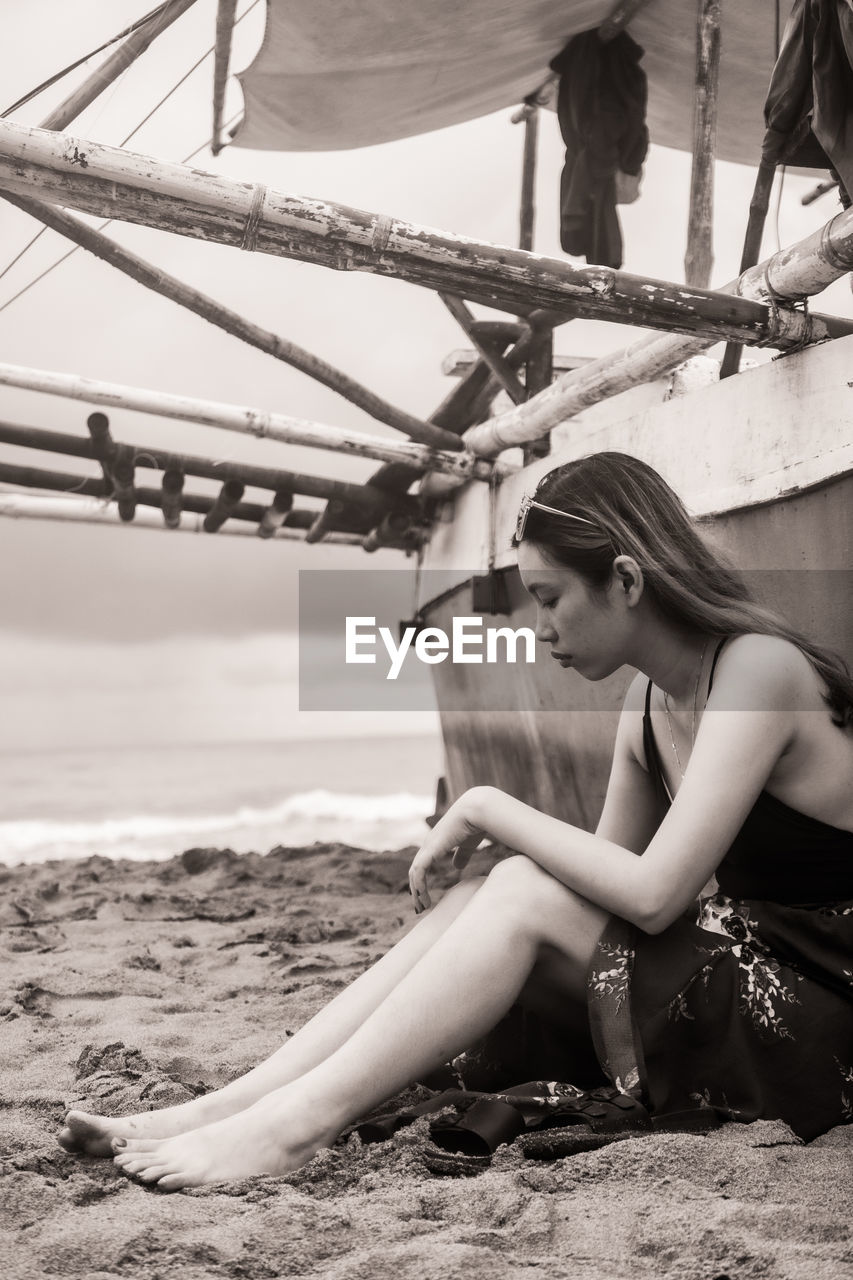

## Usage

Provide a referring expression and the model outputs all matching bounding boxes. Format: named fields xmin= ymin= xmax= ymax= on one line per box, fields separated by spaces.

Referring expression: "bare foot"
xmin=59 ymin=1095 xmax=221 ymax=1157
xmin=111 ymin=1093 xmax=339 ymax=1190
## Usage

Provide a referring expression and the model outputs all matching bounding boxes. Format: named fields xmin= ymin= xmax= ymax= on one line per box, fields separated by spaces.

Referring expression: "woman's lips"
xmin=551 ymin=652 xmax=573 ymax=666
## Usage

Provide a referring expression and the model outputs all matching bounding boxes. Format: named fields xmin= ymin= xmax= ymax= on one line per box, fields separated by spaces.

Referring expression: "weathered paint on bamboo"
xmin=0 ymin=193 xmax=461 ymax=452
xmin=38 ymin=0 xmax=200 ymax=132
xmin=463 ymin=205 xmax=853 ymax=456
xmin=0 ymin=121 xmax=847 ymax=348
xmin=0 ymin=361 xmax=498 ymax=480
xmin=684 ymin=0 xmax=721 ymax=288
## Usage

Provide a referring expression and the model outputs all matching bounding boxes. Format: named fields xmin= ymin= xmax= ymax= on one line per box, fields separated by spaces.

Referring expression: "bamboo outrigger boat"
xmin=1 ymin=0 xmax=851 ymax=828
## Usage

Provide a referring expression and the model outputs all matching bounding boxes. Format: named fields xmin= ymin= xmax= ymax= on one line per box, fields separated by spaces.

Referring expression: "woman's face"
xmin=517 ymin=540 xmax=630 ymax=681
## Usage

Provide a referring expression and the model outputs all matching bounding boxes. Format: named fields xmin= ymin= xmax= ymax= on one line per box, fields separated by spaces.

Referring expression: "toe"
xmin=114 ymin=1154 xmax=155 ymax=1173
xmin=115 ymin=1136 xmax=160 ymax=1153
xmin=137 ymin=1164 xmax=170 ymax=1183
xmin=58 ymin=1125 xmax=79 ymax=1152
xmin=157 ymin=1172 xmax=190 ymax=1191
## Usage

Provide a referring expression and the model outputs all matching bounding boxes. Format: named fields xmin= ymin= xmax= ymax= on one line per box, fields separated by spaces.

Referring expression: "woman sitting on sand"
xmin=61 ymin=452 xmax=853 ymax=1189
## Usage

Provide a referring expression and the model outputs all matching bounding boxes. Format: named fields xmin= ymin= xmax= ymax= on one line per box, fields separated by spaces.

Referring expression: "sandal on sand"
xmin=428 ymin=1084 xmax=721 ymax=1160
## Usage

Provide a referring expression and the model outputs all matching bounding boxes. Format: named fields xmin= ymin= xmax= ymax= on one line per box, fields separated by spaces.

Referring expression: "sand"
xmin=1 ymin=842 xmax=851 ymax=1280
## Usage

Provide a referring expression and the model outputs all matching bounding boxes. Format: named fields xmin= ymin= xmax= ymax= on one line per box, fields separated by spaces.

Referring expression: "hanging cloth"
xmin=762 ymin=0 xmax=853 ymax=204
xmin=549 ymin=29 xmax=649 ymax=269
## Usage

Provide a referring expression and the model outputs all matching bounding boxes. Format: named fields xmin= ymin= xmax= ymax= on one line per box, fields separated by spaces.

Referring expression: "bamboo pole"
xmin=0 ymin=459 xmax=372 ymax=537
xmin=463 ymin=203 xmax=853 ymax=457
xmin=112 ymin=445 xmax=136 ymax=522
xmin=38 ymin=0 xmax=200 ymax=132
xmin=161 ymin=468 xmax=183 ymax=528
xmin=0 ymin=419 xmax=417 ymax=516
xmin=212 ymin=0 xmax=239 ymax=156
xmin=0 ymin=491 xmax=365 ymax=544
xmin=86 ymin=410 xmax=114 ymax=485
xmin=257 ymin=489 xmax=292 ymax=539
xmin=519 ymin=109 xmax=538 ymax=253
xmin=203 ymin=478 xmax=243 ymax=532
xmin=684 ymin=0 xmax=721 ymax=288
xmin=440 ymin=295 xmax=528 ymax=404
xmin=2 ymin=123 xmax=849 ymax=349
xmin=0 ymin=362 xmax=498 ymax=481
xmin=0 ymin=193 xmax=460 ymax=452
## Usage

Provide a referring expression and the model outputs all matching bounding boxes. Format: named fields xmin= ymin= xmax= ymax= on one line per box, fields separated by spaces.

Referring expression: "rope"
xmin=1 ymin=3 xmax=173 ymax=118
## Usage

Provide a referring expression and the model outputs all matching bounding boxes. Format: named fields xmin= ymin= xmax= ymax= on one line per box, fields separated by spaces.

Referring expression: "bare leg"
xmin=113 ymin=857 xmax=607 ymax=1189
xmin=60 ymin=876 xmax=486 ymax=1156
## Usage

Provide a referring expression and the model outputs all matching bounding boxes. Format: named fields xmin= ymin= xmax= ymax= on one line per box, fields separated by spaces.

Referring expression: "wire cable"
xmin=0 ymin=116 xmax=244 ymax=318
xmin=0 ymin=225 xmax=49 ymax=284
xmin=1 ymin=3 xmax=172 ymax=118
xmin=0 ymin=0 xmax=261 ymax=307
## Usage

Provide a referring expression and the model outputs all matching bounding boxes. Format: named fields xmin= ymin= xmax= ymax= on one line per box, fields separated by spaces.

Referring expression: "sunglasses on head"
xmin=515 ymin=495 xmax=599 ymax=543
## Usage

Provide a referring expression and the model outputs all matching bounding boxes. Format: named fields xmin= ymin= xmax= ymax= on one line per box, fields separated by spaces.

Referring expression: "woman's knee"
xmin=482 ymin=855 xmax=603 ymax=944
xmin=485 ymin=854 xmax=568 ymax=904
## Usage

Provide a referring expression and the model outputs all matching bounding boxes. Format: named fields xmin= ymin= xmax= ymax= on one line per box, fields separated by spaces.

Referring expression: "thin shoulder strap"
xmin=643 ymin=678 xmax=672 ymax=807
xmin=706 ymin=636 xmax=730 ymax=695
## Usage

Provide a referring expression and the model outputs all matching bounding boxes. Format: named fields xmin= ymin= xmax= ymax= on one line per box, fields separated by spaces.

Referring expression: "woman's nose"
xmin=534 ymin=612 xmax=556 ymax=644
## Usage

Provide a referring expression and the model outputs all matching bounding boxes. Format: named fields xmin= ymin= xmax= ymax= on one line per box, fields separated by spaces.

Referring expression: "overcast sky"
xmin=1 ymin=0 xmax=850 ymax=748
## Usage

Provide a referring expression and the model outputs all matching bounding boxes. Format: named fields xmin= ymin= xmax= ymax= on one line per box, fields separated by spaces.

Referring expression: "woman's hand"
xmin=408 ymin=787 xmax=491 ymax=913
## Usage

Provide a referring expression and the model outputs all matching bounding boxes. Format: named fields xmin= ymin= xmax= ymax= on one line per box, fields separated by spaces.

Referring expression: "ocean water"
xmin=0 ymin=734 xmax=444 ymax=867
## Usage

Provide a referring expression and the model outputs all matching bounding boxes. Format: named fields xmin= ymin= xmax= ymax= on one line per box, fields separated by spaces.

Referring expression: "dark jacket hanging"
xmin=550 ymin=29 xmax=649 ymax=269
xmin=763 ymin=0 xmax=853 ymax=204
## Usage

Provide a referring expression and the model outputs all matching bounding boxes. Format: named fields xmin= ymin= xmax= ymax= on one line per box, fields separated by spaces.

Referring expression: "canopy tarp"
xmin=235 ymin=0 xmax=777 ymax=161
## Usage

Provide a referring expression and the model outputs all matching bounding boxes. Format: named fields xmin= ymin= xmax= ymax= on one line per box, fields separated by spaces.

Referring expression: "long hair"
xmin=513 ymin=452 xmax=853 ymax=728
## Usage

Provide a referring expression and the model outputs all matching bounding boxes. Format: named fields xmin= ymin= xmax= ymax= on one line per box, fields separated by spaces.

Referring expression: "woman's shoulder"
xmin=711 ymin=633 xmax=824 ymax=711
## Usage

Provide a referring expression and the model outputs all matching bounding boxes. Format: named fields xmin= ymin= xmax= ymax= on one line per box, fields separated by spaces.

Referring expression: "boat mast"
xmin=684 ymin=0 xmax=722 ymax=288
xmin=211 ymin=0 xmax=239 ymax=155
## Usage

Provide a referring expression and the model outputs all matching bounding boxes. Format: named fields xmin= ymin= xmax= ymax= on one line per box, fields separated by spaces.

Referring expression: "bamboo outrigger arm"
xmin=0 ymin=194 xmax=461 ymax=453
xmin=0 ymin=121 xmax=849 ymax=349
xmin=461 ymin=203 xmax=853 ymax=458
xmin=0 ymin=491 xmax=365 ymax=544
xmin=0 ymin=420 xmax=416 ymax=518
xmin=0 ymin=362 xmax=501 ymax=482
xmin=37 ymin=0 xmax=201 ymax=133
xmin=0 ymin=460 xmax=378 ymax=541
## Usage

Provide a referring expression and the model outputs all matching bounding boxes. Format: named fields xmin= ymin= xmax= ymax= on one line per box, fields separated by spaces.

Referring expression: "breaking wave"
xmin=0 ymin=789 xmax=434 ymax=866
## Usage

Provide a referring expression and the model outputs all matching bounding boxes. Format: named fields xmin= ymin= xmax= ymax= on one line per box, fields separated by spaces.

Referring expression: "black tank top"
xmin=643 ymin=638 xmax=853 ymax=906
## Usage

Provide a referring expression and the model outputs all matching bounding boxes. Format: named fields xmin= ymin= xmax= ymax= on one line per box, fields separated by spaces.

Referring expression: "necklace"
xmin=663 ymin=639 xmax=709 ymax=779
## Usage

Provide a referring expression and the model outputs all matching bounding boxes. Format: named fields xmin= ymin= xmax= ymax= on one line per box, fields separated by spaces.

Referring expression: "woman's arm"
xmin=413 ymin=636 xmax=799 ymax=932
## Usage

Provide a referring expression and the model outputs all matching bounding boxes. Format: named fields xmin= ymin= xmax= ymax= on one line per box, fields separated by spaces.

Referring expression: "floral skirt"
xmin=448 ymin=895 xmax=853 ymax=1143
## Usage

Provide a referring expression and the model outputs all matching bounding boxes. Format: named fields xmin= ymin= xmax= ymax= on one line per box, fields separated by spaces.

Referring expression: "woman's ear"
xmin=612 ymin=555 xmax=643 ymax=601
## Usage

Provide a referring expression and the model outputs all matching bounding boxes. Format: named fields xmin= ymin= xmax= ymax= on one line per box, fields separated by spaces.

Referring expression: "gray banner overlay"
xmin=298 ymin=569 xmax=853 ymax=712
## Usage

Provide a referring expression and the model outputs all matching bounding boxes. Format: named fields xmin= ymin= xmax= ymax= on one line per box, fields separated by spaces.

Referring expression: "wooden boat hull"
xmin=419 ymin=338 xmax=853 ymax=828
